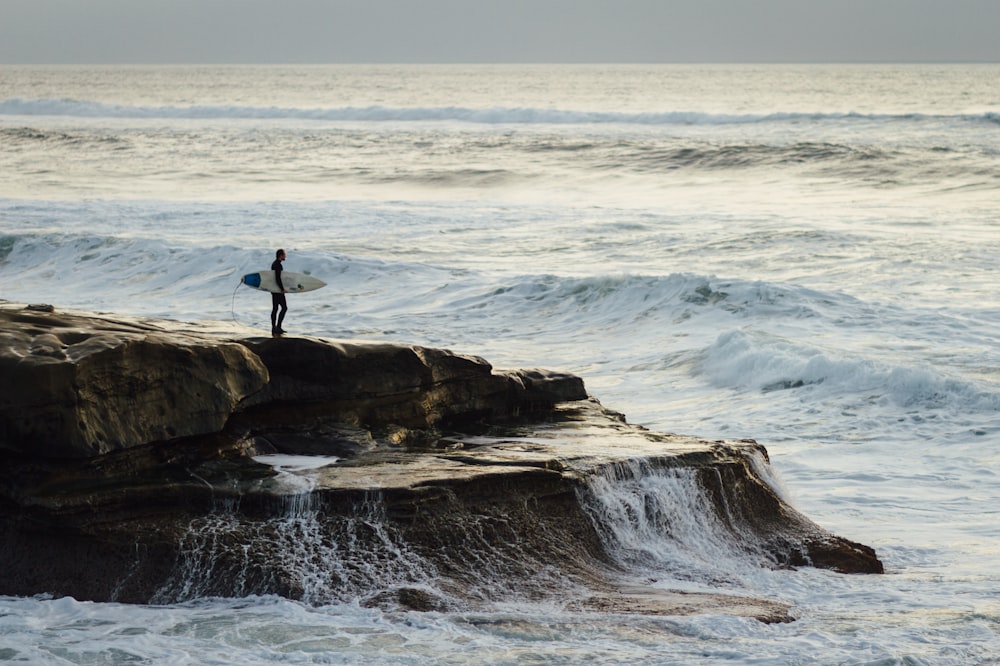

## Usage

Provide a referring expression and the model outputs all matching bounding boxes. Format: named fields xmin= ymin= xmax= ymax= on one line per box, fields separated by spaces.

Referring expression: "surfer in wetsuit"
xmin=271 ymin=248 xmax=288 ymax=336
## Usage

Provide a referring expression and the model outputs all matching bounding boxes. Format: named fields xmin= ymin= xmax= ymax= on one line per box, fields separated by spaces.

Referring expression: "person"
xmin=270 ymin=248 xmax=288 ymax=336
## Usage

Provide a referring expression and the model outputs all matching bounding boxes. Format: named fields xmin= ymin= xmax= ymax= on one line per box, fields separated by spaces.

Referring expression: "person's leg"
xmin=275 ymin=294 xmax=288 ymax=333
xmin=271 ymin=293 xmax=281 ymax=334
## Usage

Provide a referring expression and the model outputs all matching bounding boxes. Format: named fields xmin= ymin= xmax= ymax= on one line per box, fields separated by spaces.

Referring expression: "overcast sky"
xmin=2 ymin=0 xmax=998 ymax=64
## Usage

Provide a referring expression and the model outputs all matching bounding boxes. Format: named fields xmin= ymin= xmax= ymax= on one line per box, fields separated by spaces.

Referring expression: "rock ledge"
xmin=0 ymin=303 xmax=882 ymax=621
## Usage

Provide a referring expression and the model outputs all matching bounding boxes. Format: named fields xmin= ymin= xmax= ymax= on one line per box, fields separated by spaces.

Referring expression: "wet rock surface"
xmin=0 ymin=302 xmax=882 ymax=622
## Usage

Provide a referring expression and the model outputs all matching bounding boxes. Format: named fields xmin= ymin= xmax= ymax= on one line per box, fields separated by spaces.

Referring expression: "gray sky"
xmin=2 ymin=0 xmax=998 ymax=64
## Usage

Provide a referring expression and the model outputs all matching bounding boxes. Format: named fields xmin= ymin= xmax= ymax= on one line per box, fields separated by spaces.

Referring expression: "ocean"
xmin=1 ymin=64 xmax=999 ymax=664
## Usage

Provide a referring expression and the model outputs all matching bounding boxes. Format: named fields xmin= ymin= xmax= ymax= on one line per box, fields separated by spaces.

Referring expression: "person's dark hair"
xmin=276 ymin=248 xmax=285 ymax=258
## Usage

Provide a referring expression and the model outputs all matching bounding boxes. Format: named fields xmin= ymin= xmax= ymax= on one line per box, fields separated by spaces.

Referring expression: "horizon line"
xmin=3 ymin=60 xmax=999 ymax=67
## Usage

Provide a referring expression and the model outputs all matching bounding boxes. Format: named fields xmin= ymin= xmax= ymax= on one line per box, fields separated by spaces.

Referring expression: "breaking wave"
xmin=700 ymin=328 xmax=1000 ymax=415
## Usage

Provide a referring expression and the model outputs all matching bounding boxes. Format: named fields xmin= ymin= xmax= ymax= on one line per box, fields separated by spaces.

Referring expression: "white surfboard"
xmin=241 ymin=270 xmax=326 ymax=294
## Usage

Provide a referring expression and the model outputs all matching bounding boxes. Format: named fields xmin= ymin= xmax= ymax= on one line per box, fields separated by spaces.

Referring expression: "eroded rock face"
xmin=0 ymin=303 xmax=883 ymax=621
xmin=0 ymin=304 xmax=587 ymax=460
xmin=235 ymin=336 xmax=587 ymax=431
xmin=0 ymin=307 xmax=268 ymax=458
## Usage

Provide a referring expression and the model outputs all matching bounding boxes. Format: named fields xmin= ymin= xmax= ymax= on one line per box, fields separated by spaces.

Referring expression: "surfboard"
xmin=241 ymin=270 xmax=326 ymax=294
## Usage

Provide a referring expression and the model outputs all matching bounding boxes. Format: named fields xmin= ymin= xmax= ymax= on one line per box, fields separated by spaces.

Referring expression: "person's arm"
xmin=274 ymin=263 xmax=285 ymax=292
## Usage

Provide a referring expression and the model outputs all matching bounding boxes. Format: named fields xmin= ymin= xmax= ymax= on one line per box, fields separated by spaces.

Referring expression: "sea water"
xmin=1 ymin=64 xmax=999 ymax=664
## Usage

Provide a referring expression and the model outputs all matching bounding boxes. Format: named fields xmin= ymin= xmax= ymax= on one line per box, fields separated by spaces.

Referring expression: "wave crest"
xmin=700 ymin=328 xmax=1000 ymax=414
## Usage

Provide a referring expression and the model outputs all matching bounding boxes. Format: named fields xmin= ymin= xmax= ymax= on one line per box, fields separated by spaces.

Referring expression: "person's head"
xmin=276 ymin=248 xmax=286 ymax=260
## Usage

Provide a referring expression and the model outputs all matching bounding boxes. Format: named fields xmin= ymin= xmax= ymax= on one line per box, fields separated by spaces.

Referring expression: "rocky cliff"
xmin=0 ymin=302 xmax=882 ymax=623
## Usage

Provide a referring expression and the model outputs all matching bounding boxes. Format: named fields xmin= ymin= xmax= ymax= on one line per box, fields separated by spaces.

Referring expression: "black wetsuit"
xmin=270 ymin=258 xmax=287 ymax=334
